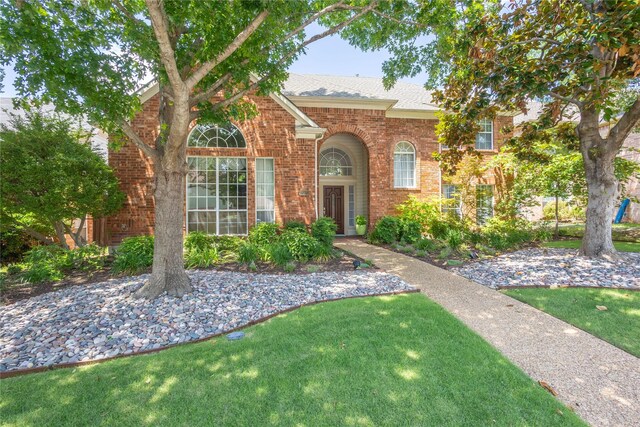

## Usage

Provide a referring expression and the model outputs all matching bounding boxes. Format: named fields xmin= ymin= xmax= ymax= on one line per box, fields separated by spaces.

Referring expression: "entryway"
xmin=318 ymin=133 xmax=368 ymax=235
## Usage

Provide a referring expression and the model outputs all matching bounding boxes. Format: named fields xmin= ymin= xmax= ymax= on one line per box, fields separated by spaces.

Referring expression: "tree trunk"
xmin=134 ymin=167 xmax=192 ymax=298
xmin=580 ymin=156 xmax=618 ymax=257
xmin=554 ymin=195 xmax=559 ymax=239
xmin=53 ymin=221 xmax=70 ymax=250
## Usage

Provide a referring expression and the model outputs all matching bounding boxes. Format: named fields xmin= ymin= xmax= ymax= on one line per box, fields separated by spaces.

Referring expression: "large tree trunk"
xmin=134 ymin=90 xmax=192 ymax=299
xmin=134 ymin=166 xmax=192 ymax=298
xmin=577 ymin=109 xmax=619 ymax=258
xmin=580 ymin=153 xmax=618 ymax=257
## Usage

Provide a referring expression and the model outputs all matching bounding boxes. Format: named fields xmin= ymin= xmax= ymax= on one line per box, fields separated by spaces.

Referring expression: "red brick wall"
xmin=105 ymin=92 xmax=513 ymax=244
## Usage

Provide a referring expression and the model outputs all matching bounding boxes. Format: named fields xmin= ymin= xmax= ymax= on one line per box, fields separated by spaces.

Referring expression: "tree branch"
xmin=112 ymin=0 xmax=145 ymax=26
xmin=546 ymin=91 xmax=584 ymax=109
xmin=186 ymin=9 xmax=270 ymax=89
xmin=22 ymin=226 xmax=55 ymax=245
xmin=119 ymin=120 xmax=160 ymax=162
xmin=145 ymin=0 xmax=184 ymax=90
xmin=609 ymin=96 xmax=640 ymax=147
xmin=190 ymin=73 xmax=233 ymax=106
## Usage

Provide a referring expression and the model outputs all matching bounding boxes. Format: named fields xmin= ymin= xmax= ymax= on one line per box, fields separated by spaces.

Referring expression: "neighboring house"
xmin=99 ymin=74 xmax=514 ymax=245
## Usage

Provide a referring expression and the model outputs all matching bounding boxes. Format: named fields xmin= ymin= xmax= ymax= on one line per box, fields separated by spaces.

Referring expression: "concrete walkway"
xmin=336 ymin=239 xmax=640 ymax=427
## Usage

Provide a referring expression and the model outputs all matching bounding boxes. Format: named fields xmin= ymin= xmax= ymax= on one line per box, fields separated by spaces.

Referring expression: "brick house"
xmin=98 ymin=74 xmax=513 ymax=245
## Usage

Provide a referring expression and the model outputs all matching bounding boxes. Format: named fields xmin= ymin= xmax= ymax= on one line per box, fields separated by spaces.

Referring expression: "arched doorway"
xmin=318 ymin=134 xmax=368 ymax=235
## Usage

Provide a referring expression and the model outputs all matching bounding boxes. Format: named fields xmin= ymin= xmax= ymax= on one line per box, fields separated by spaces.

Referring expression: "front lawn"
xmin=543 ymin=240 xmax=640 ymax=253
xmin=504 ymin=288 xmax=640 ymax=357
xmin=1 ymin=294 xmax=583 ymax=426
xmin=557 ymin=223 xmax=640 ymax=242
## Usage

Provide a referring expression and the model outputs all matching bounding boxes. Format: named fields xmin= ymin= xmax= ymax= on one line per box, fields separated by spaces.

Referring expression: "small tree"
xmin=0 ymin=110 xmax=124 ymax=249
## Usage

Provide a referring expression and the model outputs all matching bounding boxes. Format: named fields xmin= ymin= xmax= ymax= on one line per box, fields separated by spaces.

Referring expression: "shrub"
xmin=542 ymin=200 xmax=585 ymax=221
xmin=283 ymin=261 xmax=297 ymax=272
xmin=427 ymin=218 xmax=452 ymax=240
xmin=266 ymin=242 xmax=293 ymax=266
xmin=68 ymin=243 xmax=107 ymax=271
xmin=369 ymin=216 xmax=400 ymax=244
xmin=281 ymin=229 xmax=321 ymax=261
xmin=395 ymin=195 xmax=439 ymax=231
xmin=20 ymin=245 xmax=70 ymax=283
xmin=284 ymin=220 xmax=307 ymax=232
xmin=482 ymin=218 xmax=534 ymax=250
xmin=445 ymin=228 xmax=465 ymax=251
xmin=415 ymin=238 xmax=437 ymax=252
xmin=210 ymin=235 xmax=242 ymax=253
xmin=112 ymin=235 xmax=154 ymax=274
xmin=398 ymin=244 xmax=415 ymax=254
xmin=238 ymin=242 xmax=260 ymax=264
xmin=248 ymin=222 xmax=280 ymax=247
xmin=314 ymin=244 xmax=334 ymax=262
xmin=415 ymin=249 xmax=427 ymax=257
xmin=399 ymin=219 xmax=422 ymax=244
xmin=184 ymin=233 xmax=219 ymax=268
xmin=311 ymin=217 xmax=337 ymax=249
xmin=6 ymin=264 xmax=23 ymax=275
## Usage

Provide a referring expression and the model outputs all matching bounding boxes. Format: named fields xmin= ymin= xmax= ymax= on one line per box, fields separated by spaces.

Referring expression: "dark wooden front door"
xmin=323 ymin=186 xmax=344 ymax=234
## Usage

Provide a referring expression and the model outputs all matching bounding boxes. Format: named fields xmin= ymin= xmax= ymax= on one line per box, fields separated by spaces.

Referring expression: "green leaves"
xmin=0 ymin=110 xmax=125 ymax=242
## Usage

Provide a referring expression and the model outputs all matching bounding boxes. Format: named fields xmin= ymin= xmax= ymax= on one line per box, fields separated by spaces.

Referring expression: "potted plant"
xmin=355 ymin=215 xmax=367 ymax=235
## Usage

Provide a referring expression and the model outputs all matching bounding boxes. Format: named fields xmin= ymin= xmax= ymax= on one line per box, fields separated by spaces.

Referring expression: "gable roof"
xmin=282 ymin=73 xmax=439 ymax=112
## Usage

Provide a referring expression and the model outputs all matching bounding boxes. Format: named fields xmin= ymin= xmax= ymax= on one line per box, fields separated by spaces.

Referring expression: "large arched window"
xmin=188 ymin=123 xmax=246 ymax=148
xmin=320 ymin=147 xmax=353 ymax=176
xmin=394 ymin=142 xmax=416 ymax=188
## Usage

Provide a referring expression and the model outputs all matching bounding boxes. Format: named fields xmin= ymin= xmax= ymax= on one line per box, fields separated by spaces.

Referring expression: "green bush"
xmin=21 ymin=245 xmax=69 ymax=283
xmin=399 ymin=219 xmax=422 ymax=244
xmin=248 ymin=222 xmax=280 ymax=247
xmin=284 ymin=220 xmax=307 ymax=232
xmin=415 ymin=238 xmax=437 ymax=252
xmin=281 ymin=229 xmax=321 ymax=262
xmin=445 ymin=228 xmax=465 ymax=251
xmin=112 ymin=235 xmax=154 ymax=274
xmin=67 ymin=243 xmax=107 ymax=271
xmin=481 ymin=218 xmax=534 ymax=251
xmin=395 ymin=195 xmax=439 ymax=231
xmin=370 ymin=216 xmax=400 ymax=244
xmin=238 ymin=242 xmax=260 ymax=264
xmin=184 ymin=232 xmax=219 ymax=268
xmin=542 ymin=200 xmax=585 ymax=221
xmin=266 ymin=242 xmax=293 ymax=267
xmin=311 ymin=217 xmax=337 ymax=249
xmin=210 ymin=235 xmax=242 ymax=253
xmin=313 ymin=244 xmax=334 ymax=262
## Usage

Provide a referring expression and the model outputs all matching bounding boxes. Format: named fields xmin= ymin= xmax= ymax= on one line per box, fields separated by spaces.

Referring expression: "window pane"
xmin=256 ymin=158 xmax=275 ymax=224
xmin=476 ymin=185 xmax=494 ymax=225
xmin=394 ymin=142 xmax=416 ymax=188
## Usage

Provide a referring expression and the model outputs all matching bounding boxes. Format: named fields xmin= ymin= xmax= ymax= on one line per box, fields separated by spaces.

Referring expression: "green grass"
xmin=543 ymin=240 xmax=640 ymax=252
xmin=0 ymin=294 xmax=583 ymax=426
xmin=557 ymin=223 xmax=640 ymax=242
xmin=504 ymin=288 xmax=640 ymax=357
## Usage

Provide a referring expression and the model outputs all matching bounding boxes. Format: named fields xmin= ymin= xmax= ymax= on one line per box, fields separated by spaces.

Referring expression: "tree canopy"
xmin=0 ymin=110 xmax=124 ymax=248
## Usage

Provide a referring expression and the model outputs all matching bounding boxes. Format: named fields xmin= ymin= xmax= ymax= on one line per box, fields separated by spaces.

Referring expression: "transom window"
xmin=320 ymin=148 xmax=352 ymax=176
xmin=188 ymin=123 xmax=246 ymax=148
xmin=475 ymin=119 xmax=493 ymax=150
xmin=394 ymin=141 xmax=416 ymax=188
xmin=187 ymin=157 xmax=248 ymax=235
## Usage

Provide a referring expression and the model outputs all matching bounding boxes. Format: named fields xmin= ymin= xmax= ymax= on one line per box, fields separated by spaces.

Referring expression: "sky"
xmin=0 ymin=25 xmax=429 ymax=97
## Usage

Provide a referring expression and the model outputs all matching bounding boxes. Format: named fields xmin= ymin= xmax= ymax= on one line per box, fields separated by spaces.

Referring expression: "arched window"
xmin=394 ymin=142 xmax=416 ymax=188
xmin=320 ymin=148 xmax=353 ymax=176
xmin=188 ymin=123 xmax=246 ymax=148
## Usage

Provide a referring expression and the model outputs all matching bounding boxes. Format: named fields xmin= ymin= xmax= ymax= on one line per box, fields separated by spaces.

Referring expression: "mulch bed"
xmin=1 ymin=250 xmax=372 ymax=305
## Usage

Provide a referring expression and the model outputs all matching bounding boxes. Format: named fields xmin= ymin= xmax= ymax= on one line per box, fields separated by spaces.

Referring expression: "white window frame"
xmin=393 ymin=141 xmax=417 ymax=188
xmin=255 ymin=158 xmax=275 ymax=224
xmin=475 ymin=119 xmax=494 ymax=150
xmin=187 ymin=123 xmax=247 ymax=148
xmin=319 ymin=147 xmax=353 ymax=176
xmin=186 ymin=156 xmax=248 ymax=235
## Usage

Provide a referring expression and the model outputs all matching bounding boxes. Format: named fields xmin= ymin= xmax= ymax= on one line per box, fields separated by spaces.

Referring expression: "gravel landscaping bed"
xmin=0 ymin=270 xmax=413 ymax=373
xmin=452 ymin=248 xmax=640 ymax=290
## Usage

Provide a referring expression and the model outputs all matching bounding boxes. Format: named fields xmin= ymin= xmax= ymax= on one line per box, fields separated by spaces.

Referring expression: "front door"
xmin=323 ymin=186 xmax=344 ymax=234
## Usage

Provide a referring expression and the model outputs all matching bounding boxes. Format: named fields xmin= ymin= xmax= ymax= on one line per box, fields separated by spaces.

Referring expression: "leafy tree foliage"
xmin=375 ymin=0 xmax=640 ymax=257
xmin=0 ymin=110 xmax=124 ymax=249
xmin=0 ymin=0 xmax=426 ymax=298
